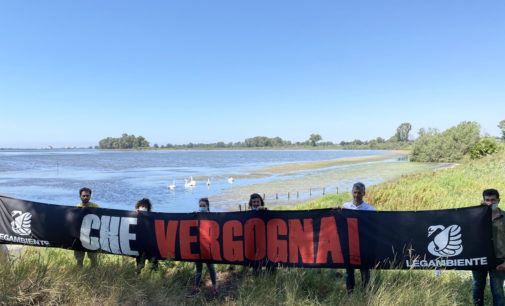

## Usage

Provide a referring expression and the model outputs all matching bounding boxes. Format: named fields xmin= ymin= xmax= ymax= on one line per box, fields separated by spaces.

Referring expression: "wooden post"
xmin=263 ymin=193 xmax=266 ymax=200
xmin=309 ymin=188 xmax=312 ymax=197
xmin=239 ymin=204 xmax=242 ymax=211
xmin=276 ymin=193 xmax=278 ymax=200
xmin=323 ymin=187 xmax=325 ymax=195
xmin=336 ymin=187 xmax=339 ymax=194
xmin=297 ymin=191 xmax=299 ymax=199
xmin=288 ymin=192 xmax=290 ymax=200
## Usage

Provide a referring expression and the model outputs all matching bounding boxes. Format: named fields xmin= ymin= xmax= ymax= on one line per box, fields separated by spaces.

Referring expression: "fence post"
xmin=309 ymin=188 xmax=312 ymax=197
xmin=263 ymin=193 xmax=266 ymax=200
xmin=288 ymin=192 xmax=290 ymax=200
xmin=297 ymin=191 xmax=299 ymax=199
xmin=276 ymin=193 xmax=278 ymax=200
xmin=238 ymin=204 xmax=241 ymax=211
xmin=323 ymin=187 xmax=325 ymax=195
xmin=336 ymin=187 xmax=338 ymax=194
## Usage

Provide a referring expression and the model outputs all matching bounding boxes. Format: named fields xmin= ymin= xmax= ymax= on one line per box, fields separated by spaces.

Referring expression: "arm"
xmin=497 ymin=261 xmax=505 ymax=270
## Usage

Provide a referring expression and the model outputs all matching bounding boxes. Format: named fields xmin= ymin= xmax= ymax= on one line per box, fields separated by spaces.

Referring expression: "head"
xmin=79 ymin=187 xmax=92 ymax=204
xmin=352 ymin=182 xmax=366 ymax=204
xmin=135 ymin=198 xmax=152 ymax=212
xmin=249 ymin=193 xmax=264 ymax=210
xmin=483 ymin=189 xmax=500 ymax=210
xmin=199 ymin=198 xmax=210 ymax=212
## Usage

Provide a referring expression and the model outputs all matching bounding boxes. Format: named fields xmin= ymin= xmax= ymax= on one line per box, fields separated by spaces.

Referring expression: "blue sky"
xmin=1 ymin=1 xmax=504 ymax=148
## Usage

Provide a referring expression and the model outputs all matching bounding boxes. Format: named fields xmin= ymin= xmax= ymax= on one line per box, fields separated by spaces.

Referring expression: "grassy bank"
xmin=2 ymin=150 xmax=504 ymax=304
xmin=0 ymin=248 xmax=474 ymax=305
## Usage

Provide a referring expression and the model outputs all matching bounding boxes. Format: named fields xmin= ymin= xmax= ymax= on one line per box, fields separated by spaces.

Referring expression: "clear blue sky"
xmin=1 ymin=1 xmax=504 ymax=148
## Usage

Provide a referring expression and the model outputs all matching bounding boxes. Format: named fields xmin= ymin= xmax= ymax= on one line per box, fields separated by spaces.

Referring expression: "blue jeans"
xmin=472 ymin=270 xmax=505 ymax=306
xmin=345 ymin=268 xmax=370 ymax=293
xmin=194 ymin=262 xmax=216 ymax=287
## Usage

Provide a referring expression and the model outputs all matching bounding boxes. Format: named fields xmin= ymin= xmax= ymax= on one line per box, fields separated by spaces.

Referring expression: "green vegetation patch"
xmin=1 ymin=247 xmax=477 ymax=305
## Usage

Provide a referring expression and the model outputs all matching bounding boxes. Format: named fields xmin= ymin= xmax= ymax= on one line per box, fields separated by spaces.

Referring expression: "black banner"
xmin=0 ymin=195 xmax=495 ymax=269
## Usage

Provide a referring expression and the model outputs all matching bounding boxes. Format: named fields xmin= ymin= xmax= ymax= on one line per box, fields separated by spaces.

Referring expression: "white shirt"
xmin=342 ymin=200 xmax=376 ymax=211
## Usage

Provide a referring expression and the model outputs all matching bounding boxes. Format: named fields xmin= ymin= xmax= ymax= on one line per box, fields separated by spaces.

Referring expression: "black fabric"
xmin=0 ymin=195 xmax=495 ymax=269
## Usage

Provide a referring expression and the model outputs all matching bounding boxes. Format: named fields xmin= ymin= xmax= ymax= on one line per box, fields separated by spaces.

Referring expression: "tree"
xmin=396 ymin=123 xmax=412 ymax=142
xmin=498 ymin=120 xmax=505 ymax=141
xmin=309 ymin=134 xmax=322 ymax=146
xmin=418 ymin=128 xmax=438 ymax=138
xmin=98 ymin=134 xmax=150 ymax=149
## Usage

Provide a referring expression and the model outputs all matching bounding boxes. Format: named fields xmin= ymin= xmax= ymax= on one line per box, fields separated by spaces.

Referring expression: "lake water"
xmin=0 ymin=149 xmax=400 ymax=212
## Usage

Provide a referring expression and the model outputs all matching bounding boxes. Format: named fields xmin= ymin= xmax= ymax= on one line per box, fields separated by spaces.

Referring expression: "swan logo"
xmin=427 ymin=225 xmax=463 ymax=257
xmin=10 ymin=210 xmax=32 ymax=236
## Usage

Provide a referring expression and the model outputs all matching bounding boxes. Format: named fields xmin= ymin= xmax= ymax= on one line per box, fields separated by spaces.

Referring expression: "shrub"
xmin=469 ymin=138 xmax=499 ymax=159
xmin=410 ymin=121 xmax=480 ymax=162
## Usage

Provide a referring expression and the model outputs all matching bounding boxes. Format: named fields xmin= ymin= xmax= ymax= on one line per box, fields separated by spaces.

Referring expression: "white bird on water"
xmin=189 ymin=176 xmax=196 ymax=187
xmin=184 ymin=178 xmax=192 ymax=189
xmin=207 ymin=178 xmax=211 ymax=187
xmin=168 ymin=180 xmax=175 ymax=190
xmin=228 ymin=177 xmax=235 ymax=184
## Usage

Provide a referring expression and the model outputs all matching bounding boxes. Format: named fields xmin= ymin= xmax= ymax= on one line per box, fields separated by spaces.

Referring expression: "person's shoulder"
xmin=342 ymin=201 xmax=354 ymax=209
xmin=363 ymin=202 xmax=376 ymax=211
xmin=76 ymin=202 xmax=99 ymax=208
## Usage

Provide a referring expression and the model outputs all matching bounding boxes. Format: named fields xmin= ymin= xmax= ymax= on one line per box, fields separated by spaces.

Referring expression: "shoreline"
xmin=1 ymin=146 xmax=412 ymax=151
xmin=210 ymin=153 xmax=442 ymax=211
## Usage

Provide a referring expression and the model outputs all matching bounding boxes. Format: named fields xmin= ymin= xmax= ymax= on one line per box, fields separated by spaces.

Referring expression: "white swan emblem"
xmin=11 ymin=210 xmax=32 ymax=236
xmin=427 ymin=225 xmax=463 ymax=257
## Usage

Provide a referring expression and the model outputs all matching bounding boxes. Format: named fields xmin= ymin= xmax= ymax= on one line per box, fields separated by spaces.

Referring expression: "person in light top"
xmin=342 ymin=182 xmax=375 ymax=211
xmin=187 ymin=198 xmax=218 ymax=299
xmin=335 ymin=182 xmax=375 ymax=294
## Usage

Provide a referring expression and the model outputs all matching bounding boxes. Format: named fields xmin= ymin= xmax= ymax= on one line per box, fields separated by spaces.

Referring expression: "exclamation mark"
xmin=347 ymin=218 xmax=361 ymax=265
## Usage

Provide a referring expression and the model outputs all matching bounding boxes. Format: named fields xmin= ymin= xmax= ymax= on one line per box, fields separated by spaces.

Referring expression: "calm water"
xmin=0 ymin=149 xmax=392 ymax=212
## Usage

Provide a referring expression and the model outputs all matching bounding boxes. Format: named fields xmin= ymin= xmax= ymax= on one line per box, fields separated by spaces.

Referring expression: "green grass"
xmin=2 ymin=149 xmax=504 ymax=304
xmin=1 ymin=247 xmax=478 ymax=305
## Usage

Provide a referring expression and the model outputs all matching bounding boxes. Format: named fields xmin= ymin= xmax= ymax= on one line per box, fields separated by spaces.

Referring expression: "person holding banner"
xmin=134 ymin=198 xmax=159 ymax=274
xmin=335 ymin=182 xmax=374 ymax=294
xmin=248 ymin=193 xmax=277 ymax=274
xmin=187 ymin=198 xmax=218 ymax=299
xmin=74 ymin=187 xmax=99 ymax=267
xmin=249 ymin=193 xmax=267 ymax=211
xmin=472 ymin=189 xmax=505 ymax=306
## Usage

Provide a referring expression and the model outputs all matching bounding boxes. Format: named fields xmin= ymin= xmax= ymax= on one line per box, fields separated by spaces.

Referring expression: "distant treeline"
xmin=97 ymin=120 xmax=505 ymax=163
xmin=97 ymin=123 xmax=414 ymax=150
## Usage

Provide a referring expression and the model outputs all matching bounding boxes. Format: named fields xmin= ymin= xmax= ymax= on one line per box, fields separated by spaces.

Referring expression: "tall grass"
xmin=1 ymin=247 xmax=477 ymax=305
xmin=2 ymin=150 xmax=504 ymax=304
xmin=366 ymin=149 xmax=505 ymax=211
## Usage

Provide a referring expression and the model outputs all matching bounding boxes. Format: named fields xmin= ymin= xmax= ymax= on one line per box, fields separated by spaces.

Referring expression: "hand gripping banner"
xmin=0 ymin=195 xmax=495 ymax=269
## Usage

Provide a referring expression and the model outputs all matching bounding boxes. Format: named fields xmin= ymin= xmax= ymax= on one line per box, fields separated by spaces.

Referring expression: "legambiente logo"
xmin=405 ymin=224 xmax=487 ymax=268
xmin=11 ymin=210 xmax=32 ymax=236
xmin=427 ymin=224 xmax=463 ymax=257
xmin=0 ymin=210 xmax=50 ymax=246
